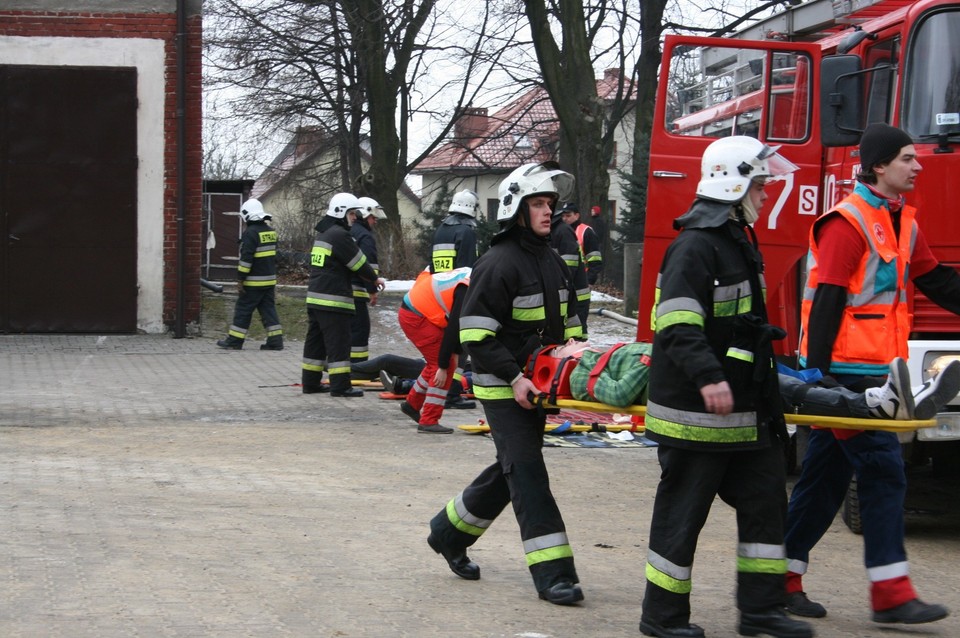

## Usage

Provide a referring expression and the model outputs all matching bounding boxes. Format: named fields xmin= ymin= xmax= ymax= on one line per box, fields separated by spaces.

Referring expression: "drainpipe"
xmin=174 ymin=0 xmax=188 ymax=337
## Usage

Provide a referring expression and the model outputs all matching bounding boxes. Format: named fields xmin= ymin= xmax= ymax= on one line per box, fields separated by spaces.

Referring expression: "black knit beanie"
xmin=859 ymin=123 xmax=913 ymax=172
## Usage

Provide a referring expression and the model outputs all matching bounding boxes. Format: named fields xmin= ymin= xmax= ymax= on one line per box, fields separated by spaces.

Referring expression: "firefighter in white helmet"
xmin=426 ymin=162 xmax=587 ymax=605
xmin=639 ymin=136 xmax=811 ymax=638
xmin=430 ymin=189 xmax=480 ymax=274
xmin=430 ymin=189 xmax=483 ymax=409
xmin=216 ymin=198 xmax=284 ymax=351
xmin=301 ymin=192 xmax=379 ymax=397
xmin=349 ymin=196 xmax=387 ymax=366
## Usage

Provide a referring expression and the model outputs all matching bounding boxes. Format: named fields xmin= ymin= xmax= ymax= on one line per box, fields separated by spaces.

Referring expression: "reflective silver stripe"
xmin=346 ymin=251 xmax=366 ymax=270
xmin=727 ymin=347 xmax=754 ymax=363
xmin=559 ymin=288 xmax=570 ymax=303
xmin=313 ymin=240 xmax=333 ymax=250
xmin=474 ymin=373 xmax=509 ymax=387
xmin=513 ymin=293 xmax=544 ymax=308
xmin=656 ymin=296 xmax=705 ymax=319
xmin=647 ymin=549 xmax=691 ymax=581
xmin=433 ymin=242 xmax=456 ymax=251
xmin=238 ymin=260 xmax=252 ymax=269
xmin=867 ymin=561 xmax=909 ymax=583
xmin=522 ymin=531 xmax=570 ymax=554
xmin=714 ymin=280 xmax=751 ymax=302
xmin=787 ymin=558 xmax=808 ymax=575
xmin=302 ymin=357 xmax=324 ymax=367
xmin=646 ymin=400 xmax=758 ymax=428
xmin=460 ymin=315 xmax=500 ymax=332
xmin=246 ymin=275 xmax=275 ymax=283
xmin=454 ymin=492 xmax=493 ymax=530
xmin=739 ymin=543 xmax=785 ymax=559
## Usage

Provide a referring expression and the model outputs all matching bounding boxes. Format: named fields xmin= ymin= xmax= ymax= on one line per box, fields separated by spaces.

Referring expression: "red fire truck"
xmin=638 ymin=0 xmax=960 ymax=513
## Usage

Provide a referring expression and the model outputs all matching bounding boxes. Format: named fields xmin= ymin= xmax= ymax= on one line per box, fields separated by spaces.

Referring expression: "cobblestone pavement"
xmin=2 ymin=311 xmax=959 ymax=637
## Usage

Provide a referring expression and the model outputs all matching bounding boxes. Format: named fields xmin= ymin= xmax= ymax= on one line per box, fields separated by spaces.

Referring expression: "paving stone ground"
xmin=2 ymin=298 xmax=959 ymax=637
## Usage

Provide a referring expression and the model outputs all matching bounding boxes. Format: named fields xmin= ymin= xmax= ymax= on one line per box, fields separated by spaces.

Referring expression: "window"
xmin=486 ymin=198 xmax=499 ymax=222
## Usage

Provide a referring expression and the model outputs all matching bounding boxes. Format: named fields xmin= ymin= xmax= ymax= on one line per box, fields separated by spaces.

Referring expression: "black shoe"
xmin=260 ymin=342 xmax=284 ymax=351
xmin=380 ymin=370 xmax=400 ymax=394
xmin=400 ymin=401 xmax=421 ymax=424
xmin=639 ymin=619 xmax=705 ymax=638
xmin=785 ymin=591 xmax=826 ymax=618
xmin=302 ymin=385 xmax=330 ymax=394
xmin=444 ymin=396 xmax=477 ymax=409
xmin=427 ymin=533 xmax=480 ymax=580
xmin=418 ymin=424 xmax=453 ymax=434
xmin=739 ymin=609 xmax=814 ymax=638
xmin=216 ymin=338 xmax=243 ymax=350
xmin=872 ymin=599 xmax=949 ymax=624
xmin=538 ymin=581 xmax=584 ymax=606
xmin=330 ymin=388 xmax=364 ymax=398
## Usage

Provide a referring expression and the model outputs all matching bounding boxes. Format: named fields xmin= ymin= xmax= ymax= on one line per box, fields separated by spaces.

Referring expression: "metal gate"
xmin=0 ymin=65 xmax=138 ymax=333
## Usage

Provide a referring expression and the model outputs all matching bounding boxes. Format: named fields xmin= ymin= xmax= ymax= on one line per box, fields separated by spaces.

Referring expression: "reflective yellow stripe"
xmin=646 ymin=561 xmax=691 ymax=594
xmin=645 ymin=415 xmax=757 ymax=443
xmin=525 ymin=544 xmax=574 ymax=566
xmin=473 ymin=385 xmax=514 ymax=400
xmin=737 ymin=557 xmax=787 ymax=574
xmin=446 ymin=499 xmax=485 ymax=537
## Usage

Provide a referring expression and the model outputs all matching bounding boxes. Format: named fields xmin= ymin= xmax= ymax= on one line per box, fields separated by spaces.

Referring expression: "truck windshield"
xmin=902 ymin=9 xmax=960 ymax=137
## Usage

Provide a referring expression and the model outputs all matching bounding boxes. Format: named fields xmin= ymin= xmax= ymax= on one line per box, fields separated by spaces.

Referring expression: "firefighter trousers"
xmin=227 ymin=285 xmax=282 ymax=345
xmin=349 ymin=299 xmax=370 ymax=363
xmin=642 ymin=440 xmax=787 ymax=627
xmin=785 ymin=428 xmax=912 ymax=610
xmin=429 ymin=399 xmax=579 ymax=593
xmin=301 ymin=308 xmax=352 ymax=393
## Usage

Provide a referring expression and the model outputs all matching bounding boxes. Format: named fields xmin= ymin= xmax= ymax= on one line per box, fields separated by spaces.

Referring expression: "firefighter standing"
xmin=430 ymin=189 xmax=480 ymax=273
xmin=560 ymin=202 xmax=602 ymax=334
xmin=549 ymin=207 xmax=588 ymax=336
xmin=397 ymin=267 xmax=471 ymax=434
xmin=431 ymin=188 xmax=481 ymax=409
xmin=349 ymin=196 xmax=386 ymax=366
xmin=640 ymin=137 xmax=812 ymax=638
xmin=426 ymin=162 xmax=585 ymax=605
xmin=785 ymin=123 xmax=960 ymax=625
xmin=217 ymin=198 xmax=283 ymax=351
xmin=301 ymin=193 xmax=381 ymax=397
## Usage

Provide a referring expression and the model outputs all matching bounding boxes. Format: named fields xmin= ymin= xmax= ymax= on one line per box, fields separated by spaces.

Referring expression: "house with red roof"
xmin=411 ymin=69 xmax=635 ymax=226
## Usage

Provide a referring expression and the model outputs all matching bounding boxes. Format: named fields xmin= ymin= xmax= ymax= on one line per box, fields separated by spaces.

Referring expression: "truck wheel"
xmin=841 ymin=478 xmax=862 ymax=534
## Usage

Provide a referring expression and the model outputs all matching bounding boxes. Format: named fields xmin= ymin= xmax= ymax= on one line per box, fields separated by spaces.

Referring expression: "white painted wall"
xmin=0 ymin=36 xmax=167 ymax=332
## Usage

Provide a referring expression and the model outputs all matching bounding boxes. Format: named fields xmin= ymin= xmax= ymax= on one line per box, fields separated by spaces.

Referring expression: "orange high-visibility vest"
xmin=403 ymin=267 xmax=471 ymax=329
xmin=799 ymin=194 xmax=917 ymax=376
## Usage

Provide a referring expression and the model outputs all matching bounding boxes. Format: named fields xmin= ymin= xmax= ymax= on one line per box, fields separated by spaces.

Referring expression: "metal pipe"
xmin=174 ymin=0 xmax=188 ymax=337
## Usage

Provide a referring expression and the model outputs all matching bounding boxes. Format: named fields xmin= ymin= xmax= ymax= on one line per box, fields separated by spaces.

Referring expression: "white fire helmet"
xmin=357 ymin=196 xmax=387 ymax=219
xmin=327 ymin=192 xmax=363 ymax=219
xmin=240 ymin=198 xmax=269 ymax=222
xmin=449 ymin=190 xmax=480 ymax=217
xmin=696 ymin=136 xmax=799 ymax=203
xmin=497 ymin=162 xmax=574 ymax=224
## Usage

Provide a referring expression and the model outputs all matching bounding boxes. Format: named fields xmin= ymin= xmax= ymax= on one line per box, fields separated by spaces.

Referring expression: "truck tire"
xmin=841 ymin=478 xmax=862 ymax=534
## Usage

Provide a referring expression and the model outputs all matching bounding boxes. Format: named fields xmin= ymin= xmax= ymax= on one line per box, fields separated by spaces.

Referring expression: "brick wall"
xmin=0 ymin=7 xmax=204 ymax=330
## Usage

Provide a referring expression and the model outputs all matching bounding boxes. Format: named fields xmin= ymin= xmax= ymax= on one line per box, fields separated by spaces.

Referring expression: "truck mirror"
xmin=820 ymin=54 xmax=863 ymax=147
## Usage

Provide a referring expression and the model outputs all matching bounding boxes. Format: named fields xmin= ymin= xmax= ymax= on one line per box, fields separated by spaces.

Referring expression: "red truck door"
xmin=638 ymin=35 xmax=824 ymax=357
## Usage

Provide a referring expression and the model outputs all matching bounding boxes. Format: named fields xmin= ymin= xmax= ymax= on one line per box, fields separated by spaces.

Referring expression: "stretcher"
xmin=456 ymin=397 xmax=938 ymax=434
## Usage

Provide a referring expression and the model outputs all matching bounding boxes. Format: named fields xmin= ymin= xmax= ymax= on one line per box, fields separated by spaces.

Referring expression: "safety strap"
xmin=585 ymin=342 xmax=627 ymax=401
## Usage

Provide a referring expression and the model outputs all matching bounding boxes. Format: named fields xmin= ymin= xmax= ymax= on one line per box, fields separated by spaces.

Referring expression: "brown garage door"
xmin=0 ymin=65 xmax=138 ymax=333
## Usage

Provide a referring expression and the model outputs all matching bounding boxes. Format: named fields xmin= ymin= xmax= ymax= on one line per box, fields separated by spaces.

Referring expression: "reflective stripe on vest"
xmin=799 ymin=196 xmax=916 ymax=376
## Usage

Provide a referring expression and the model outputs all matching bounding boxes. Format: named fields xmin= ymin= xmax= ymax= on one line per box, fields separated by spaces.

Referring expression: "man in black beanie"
xmin=785 ymin=122 xmax=960 ymax=625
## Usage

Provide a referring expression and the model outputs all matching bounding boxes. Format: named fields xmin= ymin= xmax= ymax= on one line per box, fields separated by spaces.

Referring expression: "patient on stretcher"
xmin=528 ymin=339 xmax=960 ymax=421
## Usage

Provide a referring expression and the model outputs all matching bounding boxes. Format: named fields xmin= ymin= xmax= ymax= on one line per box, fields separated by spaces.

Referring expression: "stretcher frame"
xmin=457 ymin=398 xmax=937 ymax=434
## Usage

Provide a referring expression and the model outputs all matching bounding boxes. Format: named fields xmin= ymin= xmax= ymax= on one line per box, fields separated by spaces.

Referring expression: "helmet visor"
xmin=757 ymin=145 xmax=800 ymax=183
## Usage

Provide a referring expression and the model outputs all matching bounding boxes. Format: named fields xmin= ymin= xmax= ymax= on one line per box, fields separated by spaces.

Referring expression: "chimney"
xmin=603 ymin=68 xmax=620 ymax=82
xmin=454 ymin=107 xmax=489 ymax=141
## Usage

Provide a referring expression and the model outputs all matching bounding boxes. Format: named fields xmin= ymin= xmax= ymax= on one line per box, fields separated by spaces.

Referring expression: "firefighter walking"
xmin=640 ymin=137 xmax=812 ymax=638
xmin=217 ymin=198 xmax=283 ymax=351
xmin=426 ymin=162 xmax=586 ymax=605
